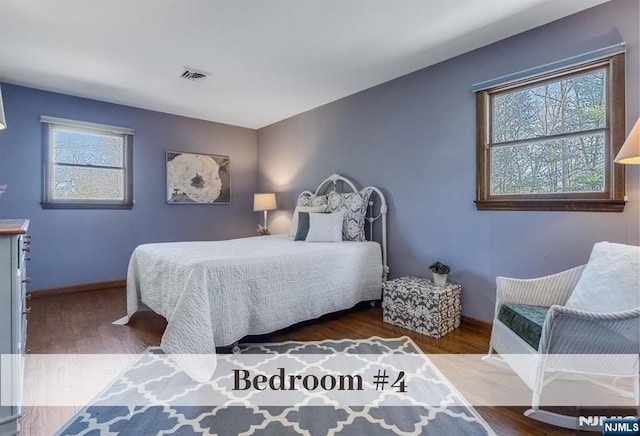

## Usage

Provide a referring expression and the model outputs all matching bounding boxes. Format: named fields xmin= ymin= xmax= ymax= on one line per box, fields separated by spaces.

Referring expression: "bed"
xmin=115 ymin=174 xmax=388 ymax=356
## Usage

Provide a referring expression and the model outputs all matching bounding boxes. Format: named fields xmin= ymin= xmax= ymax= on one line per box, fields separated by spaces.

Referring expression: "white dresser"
xmin=0 ymin=220 xmax=30 ymax=436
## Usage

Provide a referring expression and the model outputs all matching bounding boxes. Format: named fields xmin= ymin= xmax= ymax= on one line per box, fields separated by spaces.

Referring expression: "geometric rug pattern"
xmin=56 ymin=337 xmax=496 ymax=435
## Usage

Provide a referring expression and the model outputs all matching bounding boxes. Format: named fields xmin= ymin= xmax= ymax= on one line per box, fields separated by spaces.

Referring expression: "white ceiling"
xmin=0 ymin=0 xmax=608 ymax=129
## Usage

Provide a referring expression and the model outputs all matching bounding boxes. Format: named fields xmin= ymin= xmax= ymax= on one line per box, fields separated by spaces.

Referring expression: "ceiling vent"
xmin=180 ymin=68 xmax=208 ymax=81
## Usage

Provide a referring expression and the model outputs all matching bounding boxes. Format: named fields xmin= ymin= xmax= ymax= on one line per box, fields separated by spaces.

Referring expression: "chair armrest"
xmin=540 ymin=305 xmax=640 ymax=355
xmin=494 ymin=265 xmax=585 ymax=318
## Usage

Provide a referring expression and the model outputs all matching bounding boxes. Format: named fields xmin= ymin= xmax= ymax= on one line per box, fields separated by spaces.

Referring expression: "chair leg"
xmin=531 ymin=392 xmax=541 ymax=410
xmin=481 ymin=354 xmax=512 ymax=370
xmin=525 ymin=369 xmax=598 ymax=431
xmin=525 ymin=356 xmax=583 ymax=430
xmin=531 ymin=354 xmax=546 ymax=410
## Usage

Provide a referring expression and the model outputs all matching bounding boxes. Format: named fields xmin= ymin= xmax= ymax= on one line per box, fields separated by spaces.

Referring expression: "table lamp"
xmin=253 ymin=193 xmax=277 ymax=235
xmin=615 ymin=117 xmax=640 ymax=164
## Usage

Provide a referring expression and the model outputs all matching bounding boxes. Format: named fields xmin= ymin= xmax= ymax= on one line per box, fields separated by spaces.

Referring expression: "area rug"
xmin=56 ymin=336 xmax=495 ymax=435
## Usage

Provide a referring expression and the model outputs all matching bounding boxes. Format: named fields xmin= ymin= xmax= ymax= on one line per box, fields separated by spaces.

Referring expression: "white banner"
xmin=1 ymin=353 xmax=638 ymax=408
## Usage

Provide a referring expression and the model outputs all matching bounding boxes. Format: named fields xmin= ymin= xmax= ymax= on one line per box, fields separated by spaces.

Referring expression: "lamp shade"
xmin=615 ymin=117 xmax=640 ymax=164
xmin=253 ymin=193 xmax=276 ymax=211
xmin=0 ymin=84 xmax=6 ymax=130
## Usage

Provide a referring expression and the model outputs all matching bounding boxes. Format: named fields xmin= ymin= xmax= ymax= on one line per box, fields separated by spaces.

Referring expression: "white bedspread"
xmin=118 ymin=235 xmax=382 ymax=355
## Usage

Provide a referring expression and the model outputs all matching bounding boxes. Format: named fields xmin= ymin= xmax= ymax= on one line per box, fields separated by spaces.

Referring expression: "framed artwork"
xmin=166 ymin=151 xmax=230 ymax=204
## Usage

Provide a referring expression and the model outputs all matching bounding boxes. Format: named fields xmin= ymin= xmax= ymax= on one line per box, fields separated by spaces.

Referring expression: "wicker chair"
xmin=483 ymin=242 xmax=640 ymax=430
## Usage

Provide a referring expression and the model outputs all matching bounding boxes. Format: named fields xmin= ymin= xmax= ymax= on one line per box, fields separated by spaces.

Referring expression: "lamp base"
xmin=257 ymin=224 xmax=271 ymax=236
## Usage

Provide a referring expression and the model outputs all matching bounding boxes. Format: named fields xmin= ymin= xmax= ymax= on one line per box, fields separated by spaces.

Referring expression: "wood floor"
xmin=22 ymin=287 xmax=586 ymax=435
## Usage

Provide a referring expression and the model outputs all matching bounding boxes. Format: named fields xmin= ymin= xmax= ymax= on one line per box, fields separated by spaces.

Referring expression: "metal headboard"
xmin=297 ymin=173 xmax=389 ymax=282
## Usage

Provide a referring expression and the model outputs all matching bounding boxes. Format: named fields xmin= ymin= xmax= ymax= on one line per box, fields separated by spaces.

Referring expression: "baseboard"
xmin=30 ymin=279 xmax=126 ymax=298
xmin=461 ymin=315 xmax=492 ymax=333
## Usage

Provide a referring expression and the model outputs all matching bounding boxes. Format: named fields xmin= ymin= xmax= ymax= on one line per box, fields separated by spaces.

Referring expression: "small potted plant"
xmin=429 ymin=261 xmax=450 ymax=286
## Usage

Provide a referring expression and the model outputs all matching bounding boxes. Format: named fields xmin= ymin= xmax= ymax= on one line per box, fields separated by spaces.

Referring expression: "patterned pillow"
xmin=297 ymin=193 xmax=328 ymax=208
xmin=326 ymin=188 xmax=372 ymax=241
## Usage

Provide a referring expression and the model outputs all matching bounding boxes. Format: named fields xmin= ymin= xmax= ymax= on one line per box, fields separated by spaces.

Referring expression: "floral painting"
xmin=166 ymin=151 xmax=230 ymax=204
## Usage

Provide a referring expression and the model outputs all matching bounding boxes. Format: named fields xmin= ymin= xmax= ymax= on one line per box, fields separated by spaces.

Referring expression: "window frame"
xmin=41 ymin=117 xmax=134 ymax=210
xmin=475 ymin=53 xmax=626 ymax=212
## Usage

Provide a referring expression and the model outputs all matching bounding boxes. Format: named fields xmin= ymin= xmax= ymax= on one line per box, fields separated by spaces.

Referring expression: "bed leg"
xmin=231 ymin=342 xmax=240 ymax=354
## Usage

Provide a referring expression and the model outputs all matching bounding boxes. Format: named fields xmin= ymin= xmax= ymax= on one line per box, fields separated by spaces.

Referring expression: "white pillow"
xmin=565 ymin=241 xmax=640 ymax=312
xmin=305 ymin=211 xmax=344 ymax=242
xmin=289 ymin=206 xmax=326 ymax=237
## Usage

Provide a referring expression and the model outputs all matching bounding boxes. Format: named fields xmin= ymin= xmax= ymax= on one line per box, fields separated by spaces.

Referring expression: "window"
xmin=475 ymin=53 xmax=626 ymax=211
xmin=41 ymin=117 xmax=134 ymax=209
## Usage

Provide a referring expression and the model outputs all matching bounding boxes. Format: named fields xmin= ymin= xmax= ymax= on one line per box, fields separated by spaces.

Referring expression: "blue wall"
xmin=1 ymin=2 xmax=638 ymax=321
xmin=0 ymin=85 xmax=258 ymax=290
xmin=257 ymin=1 xmax=640 ymax=320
